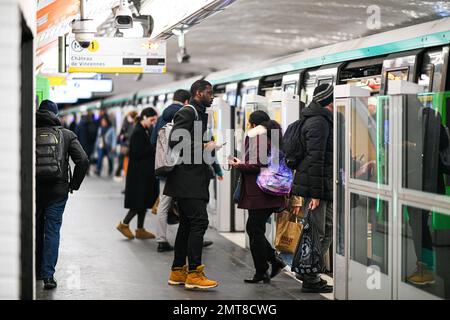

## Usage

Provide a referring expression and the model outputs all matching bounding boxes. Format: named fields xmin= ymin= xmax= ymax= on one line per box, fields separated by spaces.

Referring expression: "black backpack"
xmin=36 ymin=126 xmax=67 ymax=182
xmin=282 ymin=117 xmax=306 ymax=169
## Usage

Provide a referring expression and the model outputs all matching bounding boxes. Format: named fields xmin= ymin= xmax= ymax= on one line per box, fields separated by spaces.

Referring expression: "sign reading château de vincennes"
xmin=67 ymin=36 xmax=167 ymax=74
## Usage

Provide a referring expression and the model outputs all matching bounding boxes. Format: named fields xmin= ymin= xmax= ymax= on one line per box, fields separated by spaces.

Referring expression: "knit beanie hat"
xmin=39 ymin=100 xmax=59 ymax=115
xmin=313 ymin=84 xmax=334 ymax=107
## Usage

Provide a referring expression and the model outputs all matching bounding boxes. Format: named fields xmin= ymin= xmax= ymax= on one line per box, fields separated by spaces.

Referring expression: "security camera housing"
xmin=115 ymin=0 xmax=133 ymax=29
xmin=71 ymin=19 xmax=97 ymax=49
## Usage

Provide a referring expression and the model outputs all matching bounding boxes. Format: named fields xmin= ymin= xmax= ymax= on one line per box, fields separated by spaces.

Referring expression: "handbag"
xmin=274 ymin=210 xmax=303 ymax=254
xmin=291 ymin=208 xmax=325 ymax=275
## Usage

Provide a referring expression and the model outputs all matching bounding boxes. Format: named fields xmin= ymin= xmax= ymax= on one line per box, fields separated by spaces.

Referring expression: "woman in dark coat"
xmin=229 ymin=110 xmax=286 ymax=283
xmin=116 ymin=107 xmax=158 ymax=240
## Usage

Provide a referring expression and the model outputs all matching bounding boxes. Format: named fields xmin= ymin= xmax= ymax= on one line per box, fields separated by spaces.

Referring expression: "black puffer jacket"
xmin=291 ymin=101 xmax=333 ymax=201
xmin=36 ymin=110 xmax=89 ymax=208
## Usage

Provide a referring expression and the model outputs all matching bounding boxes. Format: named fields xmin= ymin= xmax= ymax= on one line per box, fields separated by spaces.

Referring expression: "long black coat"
xmin=291 ymin=101 xmax=333 ymax=201
xmin=124 ymin=123 xmax=158 ymax=209
xmin=163 ymin=99 xmax=211 ymax=200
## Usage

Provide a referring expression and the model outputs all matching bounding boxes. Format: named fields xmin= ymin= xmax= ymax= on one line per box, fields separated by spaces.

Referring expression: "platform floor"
xmin=36 ymin=176 xmax=330 ymax=300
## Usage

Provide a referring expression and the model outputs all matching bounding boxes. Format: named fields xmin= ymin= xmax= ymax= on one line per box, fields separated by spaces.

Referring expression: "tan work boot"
xmin=116 ymin=221 xmax=134 ymax=239
xmin=185 ymin=265 xmax=218 ymax=289
xmin=168 ymin=265 xmax=188 ymax=285
xmin=407 ymin=262 xmax=435 ymax=285
xmin=135 ymin=228 xmax=155 ymax=239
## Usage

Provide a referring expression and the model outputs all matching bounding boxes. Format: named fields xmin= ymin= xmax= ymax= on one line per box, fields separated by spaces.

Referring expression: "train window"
xmin=385 ymin=68 xmax=409 ymax=93
xmin=418 ymin=64 xmax=434 ymax=93
xmin=246 ymin=87 xmax=257 ymax=95
xmin=318 ymin=78 xmax=333 ymax=86
xmin=283 ymin=82 xmax=297 ymax=93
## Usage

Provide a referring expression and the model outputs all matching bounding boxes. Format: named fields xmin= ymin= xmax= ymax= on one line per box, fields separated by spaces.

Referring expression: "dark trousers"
xmin=246 ymin=209 xmax=276 ymax=275
xmin=172 ymin=199 xmax=209 ymax=271
xmin=35 ymin=197 xmax=68 ymax=279
xmin=123 ymin=209 xmax=147 ymax=229
xmin=115 ymin=152 xmax=125 ymax=177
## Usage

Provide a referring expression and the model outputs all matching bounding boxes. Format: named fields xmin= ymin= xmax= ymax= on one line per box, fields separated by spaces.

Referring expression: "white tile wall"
xmin=0 ymin=1 xmax=21 ymax=300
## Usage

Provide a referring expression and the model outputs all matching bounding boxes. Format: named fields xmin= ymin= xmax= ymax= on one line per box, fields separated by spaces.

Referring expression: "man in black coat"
xmin=291 ymin=84 xmax=334 ymax=293
xmin=35 ymin=100 xmax=89 ymax=290
xmin=165 ymin=80 xmax=218 ymax=289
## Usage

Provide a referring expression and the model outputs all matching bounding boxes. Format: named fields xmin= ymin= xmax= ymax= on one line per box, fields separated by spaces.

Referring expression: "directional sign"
xmin=67 ymin=36 xmax=167 ymax=74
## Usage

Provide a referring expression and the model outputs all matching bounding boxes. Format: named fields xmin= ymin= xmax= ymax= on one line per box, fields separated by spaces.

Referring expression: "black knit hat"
xmin=313 ymin=84 xmax=334 ymax=107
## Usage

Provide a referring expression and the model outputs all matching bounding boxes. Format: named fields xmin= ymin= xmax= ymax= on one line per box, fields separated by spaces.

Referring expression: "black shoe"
xmin=202 ymin=240 xmax=213 ymax=248
xmin=43 ymin=277 xmax=57 ymax=290
xmin=244 ymin=271 xmax=270 ymax=284
xmin=270 ymin=255 xmax=286 ymax=278
xmin=296 ymin=274 xmax=328 ymax=286
xmin=301 ymin=281 xmax=333 ymax=293
xmin=157 ymin=241 xmax=174 ymax=252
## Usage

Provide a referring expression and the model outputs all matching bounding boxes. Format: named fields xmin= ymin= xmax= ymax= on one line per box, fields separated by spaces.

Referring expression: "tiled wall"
xmin=0 ymin=1 xmax=21 ymax=300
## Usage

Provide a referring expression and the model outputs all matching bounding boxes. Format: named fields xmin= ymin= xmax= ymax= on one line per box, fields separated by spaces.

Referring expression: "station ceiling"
xmin=92 ymin=0 xmax=450 ymax=96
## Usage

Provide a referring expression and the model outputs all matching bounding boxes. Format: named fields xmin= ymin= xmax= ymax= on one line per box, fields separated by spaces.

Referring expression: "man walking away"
xmin=35 ymin=100 xmax=89 ymax=290
xmin=291 ymin=84 xmax=334 ymax=293
xmin=165 ymin=80 xmax=218 ymax=289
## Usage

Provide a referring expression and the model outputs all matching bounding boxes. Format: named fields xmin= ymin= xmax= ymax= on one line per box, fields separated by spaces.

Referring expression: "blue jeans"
xmin=97 ymin=148 xmax=113 ymax=176
xmin=36 ymin=197 xmax=68 ymax=279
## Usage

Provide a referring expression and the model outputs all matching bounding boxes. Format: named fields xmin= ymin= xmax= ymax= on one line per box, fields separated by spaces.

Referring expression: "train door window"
xmin=318 ymin=77 xmax=333 ymax=86
xmin=283 ymin=82 xmax=297 ymax=93
xmin=418 ymin=64 xmax=434 ymax=93
xmin=385 ymin=68 xmax=409 ymax=93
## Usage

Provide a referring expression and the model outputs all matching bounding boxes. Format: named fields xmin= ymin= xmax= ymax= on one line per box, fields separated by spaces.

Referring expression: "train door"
xmin=334 ymin=81 xmax=450 ymax=300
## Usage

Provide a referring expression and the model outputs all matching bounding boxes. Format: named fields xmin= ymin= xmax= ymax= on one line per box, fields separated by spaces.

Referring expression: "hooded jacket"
xmin=150 ymin=101 xmax=184 ymax=146
xmin=291 ymin=101 xmax=333 ymax=201
xmin=36 ymin=110 xmax=89 ymax=208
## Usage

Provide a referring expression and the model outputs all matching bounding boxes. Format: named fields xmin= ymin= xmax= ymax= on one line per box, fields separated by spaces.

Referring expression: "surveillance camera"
xmin=71 ymin=19 xmax=96 ymax=48
xmin=177 ymin=48 xmax=190 ymax=64
xmin=115 ymin=0 xmax=133 ymax=29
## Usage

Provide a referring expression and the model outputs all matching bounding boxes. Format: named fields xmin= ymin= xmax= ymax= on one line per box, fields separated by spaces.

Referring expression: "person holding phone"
xmin=229 ymin=110 xmax=286 ymax=284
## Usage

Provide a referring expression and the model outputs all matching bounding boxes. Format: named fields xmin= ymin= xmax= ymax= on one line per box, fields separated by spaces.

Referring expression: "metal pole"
xmin=80 ymin=0 xmax=86 ymax=20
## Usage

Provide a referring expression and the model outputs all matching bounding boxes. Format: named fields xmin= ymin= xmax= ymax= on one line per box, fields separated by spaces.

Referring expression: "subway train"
xmin=58 ymin=17 xmax=450 ymax=299
xmin=60 ymin=17 xmax=450 ymax=232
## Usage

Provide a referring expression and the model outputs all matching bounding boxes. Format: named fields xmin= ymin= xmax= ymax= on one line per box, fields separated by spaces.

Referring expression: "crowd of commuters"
xmin=36 ymin=80 xmax=338 ymax=293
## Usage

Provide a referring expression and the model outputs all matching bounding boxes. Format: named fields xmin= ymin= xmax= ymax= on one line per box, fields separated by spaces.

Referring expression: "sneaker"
xmin=407 ymin=262 xmax=435 ymax=286
xmin=157 ymin=241 xmax=174 ymax=252
xmin=116 ymin=221 xmax=135 ymax=239
xmin=185 ymin=265 xmax=218 ymax=290
xmin=168 ymin=265 xmax=188 ymax=285
xmin=43 ymin=277 xmax=57 ymax=290
xmin=202 ymin=240 xmax=213 ymax=248
xmin=135 ymin=228 xmax=156 ymax=239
